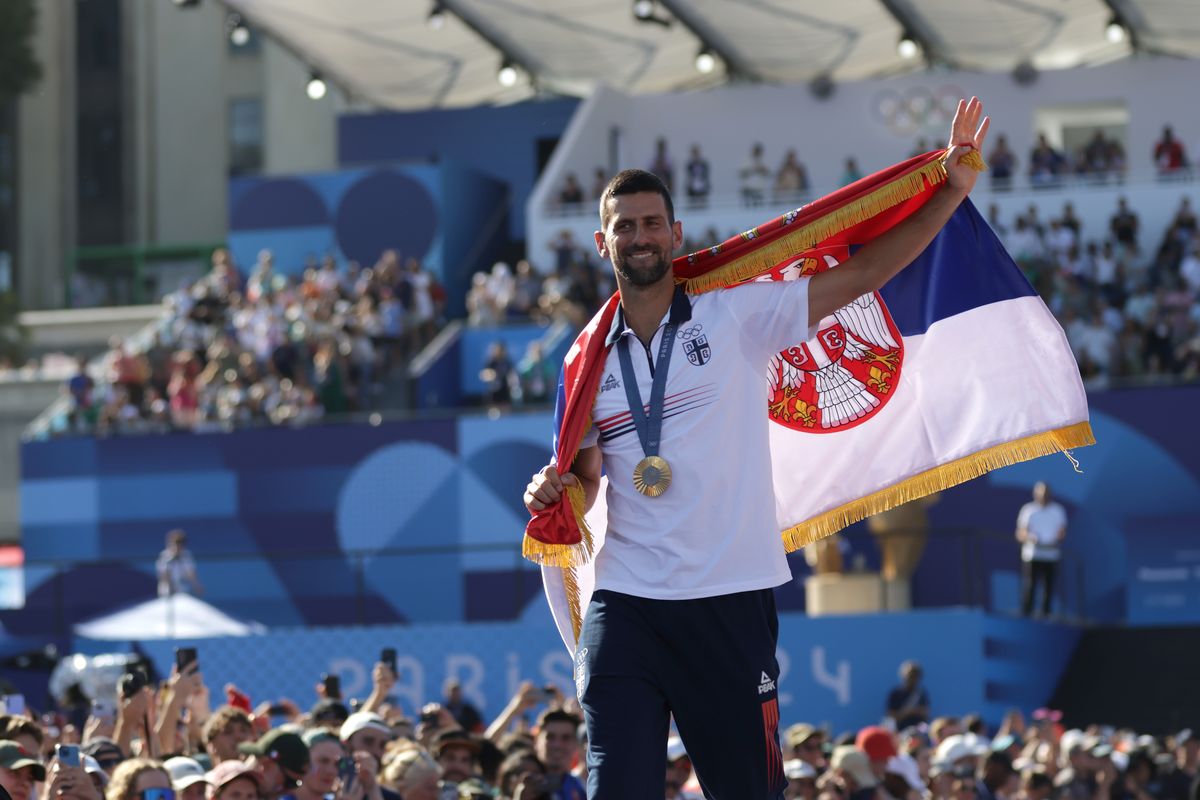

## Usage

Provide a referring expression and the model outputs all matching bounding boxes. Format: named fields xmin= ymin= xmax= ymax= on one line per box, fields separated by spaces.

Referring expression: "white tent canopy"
xmin=73 ymin=594 xmax=267 ymax=641
xmin=221 ymin=0 xmax=1199 ymax=111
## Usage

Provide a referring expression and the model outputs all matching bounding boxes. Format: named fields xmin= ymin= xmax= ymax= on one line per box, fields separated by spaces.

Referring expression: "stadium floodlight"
xmin=632 ymin=0 xmax=670 ymax=27
xmin=427 ymin=3 xmax=447 ymax=30
xmin=694 ymin=48 xmax=716 ymax=74
xmin=1105 ymin=16 xmax=1127 ymax=44
xmin=171 ymin=0 xmax=200 ymax=7
xmin=497 ymin=62 xmax=519 ymax=87
xmin=897 ymin=32 xmax=919 ymax=60
xmin=306 ymin=72 xmax=328 ymax=100
xmin=227 ymin=14 xmax=251 ymax=47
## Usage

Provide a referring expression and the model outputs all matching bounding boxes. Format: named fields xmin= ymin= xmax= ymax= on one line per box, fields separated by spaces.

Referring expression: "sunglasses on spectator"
xmin=140 ymin=789 xmax=176 ymax=800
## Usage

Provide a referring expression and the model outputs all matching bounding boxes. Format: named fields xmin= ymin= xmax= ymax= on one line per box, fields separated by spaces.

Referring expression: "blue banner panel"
xmin=77 ymin=609 xmax=1071 ymax=733
xmin=1124 ymin=517 xmax=1200 ymax=624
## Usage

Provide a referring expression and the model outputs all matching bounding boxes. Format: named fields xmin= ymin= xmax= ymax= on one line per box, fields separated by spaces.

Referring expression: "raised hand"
xmin=944 ymin=96 xmax=990 ymax=193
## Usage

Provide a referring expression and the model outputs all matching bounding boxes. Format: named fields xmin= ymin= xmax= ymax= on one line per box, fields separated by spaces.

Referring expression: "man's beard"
xmin=615 ymin=246 xmax=671 ymax=287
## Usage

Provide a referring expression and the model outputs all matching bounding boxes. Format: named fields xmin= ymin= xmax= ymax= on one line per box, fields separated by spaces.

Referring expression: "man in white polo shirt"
xmin=525 ymin=101 xmax=990 ymax=799
xmin=1015 ymin=481 xmax=1068 ymax=617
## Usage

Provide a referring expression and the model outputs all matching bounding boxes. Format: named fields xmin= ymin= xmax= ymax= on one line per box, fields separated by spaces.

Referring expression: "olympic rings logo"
xmin=679 ymin=324 xmax=704 ymax=340
xmin=872 ymin=85 xmax=965 ymax=136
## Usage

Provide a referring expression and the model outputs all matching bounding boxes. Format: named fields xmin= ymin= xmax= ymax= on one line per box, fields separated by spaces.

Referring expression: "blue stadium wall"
xmin=338 ymin=99 xmax=579 ymax=241
xmin=15 ymin=386 xmax=1200 ymax=636
xmin=227 ymin=160 xmax=508 ymax=317
xmin=67 ymin=608 xmax=1077 ymax=734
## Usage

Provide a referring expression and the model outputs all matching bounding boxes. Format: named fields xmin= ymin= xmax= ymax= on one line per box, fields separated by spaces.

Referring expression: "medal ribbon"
xmin=616 ymin=321 xmax=679 ymax=463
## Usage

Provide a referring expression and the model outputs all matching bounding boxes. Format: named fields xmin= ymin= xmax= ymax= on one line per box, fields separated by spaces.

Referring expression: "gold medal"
xmin=633 ymin=455 xmax=672 ymax=497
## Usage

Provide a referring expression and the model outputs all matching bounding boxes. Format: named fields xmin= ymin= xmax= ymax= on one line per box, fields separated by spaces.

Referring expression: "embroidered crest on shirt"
xmin=761 ymin=245 xmax=905 ymax=433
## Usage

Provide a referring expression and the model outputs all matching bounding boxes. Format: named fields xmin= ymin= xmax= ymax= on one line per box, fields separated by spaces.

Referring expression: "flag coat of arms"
xmin=524 ymin=151 xmax=1094 ymax=651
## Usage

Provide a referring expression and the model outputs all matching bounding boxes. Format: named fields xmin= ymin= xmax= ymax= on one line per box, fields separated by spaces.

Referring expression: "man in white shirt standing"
xmin=1015 ymin=482 xmax=1067 ymax=618
xmin=526 ymin=99 xmax=991 ymax=797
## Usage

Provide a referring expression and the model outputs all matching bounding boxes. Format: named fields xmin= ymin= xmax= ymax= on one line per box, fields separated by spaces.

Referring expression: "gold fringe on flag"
xmin=781 ymin=421 xmax=1095 ymax=552
xmin=683 ymin=160 xmax=950 ymax=295
xmin=562 ymin=566 xmax=584 ymax=643
xmin=521 ymin=481 xmax=596 ymax=568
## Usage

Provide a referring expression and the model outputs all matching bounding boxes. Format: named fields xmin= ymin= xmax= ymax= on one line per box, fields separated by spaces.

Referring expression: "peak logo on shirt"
xmin=601 ymin=374 xmax=621 ymax=392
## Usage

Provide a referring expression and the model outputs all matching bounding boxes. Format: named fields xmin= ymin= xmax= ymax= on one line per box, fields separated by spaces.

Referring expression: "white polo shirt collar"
xmin=604 ymin=283 xmax=693 ymax=348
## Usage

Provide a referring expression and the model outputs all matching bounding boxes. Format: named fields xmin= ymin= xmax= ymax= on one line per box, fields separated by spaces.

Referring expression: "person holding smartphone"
xmin=42 ymin=746 xmax=104 ymax=800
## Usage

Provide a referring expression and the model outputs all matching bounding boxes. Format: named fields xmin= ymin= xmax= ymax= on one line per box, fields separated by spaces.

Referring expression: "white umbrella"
xmin=73 ymin=594 xmax=266 ymax=640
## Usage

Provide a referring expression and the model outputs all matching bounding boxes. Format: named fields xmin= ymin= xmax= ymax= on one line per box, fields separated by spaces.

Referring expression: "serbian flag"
xmin=524 ymin=150 xmax=1094 ymax=650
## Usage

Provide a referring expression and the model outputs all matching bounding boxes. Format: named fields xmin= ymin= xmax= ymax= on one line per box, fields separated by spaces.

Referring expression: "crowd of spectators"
xmin=59 ymin=248 xmax=445 ymax=436
xmin=554 ymin=139 xmax=816 ymax=213
xmin=0 ymin=655 xmax=1194 ymax=800
xmin=986 ymin=194 xmax=1200 ymax=385
xmin=552 ymin=124 xmax=1193 ymax=213
xmin=988 ymin=126 xmax=1193 ymax=190
xmin=542 ymin=169 xmax=1200 ymax=390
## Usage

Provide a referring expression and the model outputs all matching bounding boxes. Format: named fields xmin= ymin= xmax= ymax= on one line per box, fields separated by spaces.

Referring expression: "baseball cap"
xmin=786 ymin=723 xmax=822 ymax=750
xmin=0 ymin=741 xmax=46 ymax=781
xmin=935 ymin=733 xmax=989 ymax=766
xmin=784 ymin=759 xmax=817 ymax=781
xmin=309 ymin=699 xmax=350 ymax=726
xmin=82 ymin=738 xmax=124 ymax=767
xmin=339 ymin=712 xmax=392 ymax=742
xmin=302 ymin=729 xmax=341 ymax=749
xmin=831 ymin=745 xmax=877 ymax=788
xmin=857 ymin=726 xmax=898 ymax=762
xmin=206 ymin=761 xmax=265 ymax=794
xmin=82 ymin=755 xmax=109 ymax=788
xmin=991 ymin=735 xmax=1017 ymax=753
xmin=237 ymin=729 xmax=310 ymax=776
xmin=886 ymin=753 xmax=925 ymax=792
xmin=164 ymin=757 xmax=210 ymax=791
xmin=432 ymin=729 xmax=480 ymax=758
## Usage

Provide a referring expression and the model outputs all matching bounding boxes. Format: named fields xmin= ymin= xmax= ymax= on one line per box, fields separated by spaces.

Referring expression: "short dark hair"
xmin=536 ymin=709 xmax=581 ymax=732
xmin=599 ymin=169 xmax=674 ymax=228
xmin=1023 ymin=769 xmax=1053 ymax=791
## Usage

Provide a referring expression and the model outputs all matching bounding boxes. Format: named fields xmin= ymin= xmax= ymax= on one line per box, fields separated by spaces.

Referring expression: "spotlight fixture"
xmin=497 ymin=61 xmax=518 ymax=87
xmin=227 ymin=13 xmax=251 ymax=47
xmin=694 ymin=48 xmax=716 ymax=74
xmin=305 ymin=72 xmax=328 ymax=100
xmin=632 ymin=0 xmax=671 ymax=27
xmin=809 ymin=73 xmax=835 ymax=100
xmin=897 ymin=32 xmax=919 ymax=59
xmin=427 ymin=3 xmax=447 ymax=30
xmin=1105 ymin=16 xmax=1126 ymax=44
xmin=1012 ymin=60 xmax=1038 ymax=86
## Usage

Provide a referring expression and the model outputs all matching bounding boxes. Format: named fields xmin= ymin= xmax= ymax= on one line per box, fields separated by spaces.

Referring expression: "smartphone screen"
xmin=381 ymin=648 xmax=397 ymax=673
xmin=323 ymin=674 xmax=341 ymax=700
xmin=337 ymin=756 xmax=356 ymax=791
xmin=3 ymin=695 xmax=25 ymax=715
xmin=56 ymin=744 xmax=81 ymax=768
xmin=175 ymin=647 xmax=198 ymax=673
